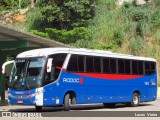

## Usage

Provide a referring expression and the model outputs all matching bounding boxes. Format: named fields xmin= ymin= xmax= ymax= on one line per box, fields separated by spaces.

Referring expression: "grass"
xmin=84 ymin=0 xmax=159 ymax=58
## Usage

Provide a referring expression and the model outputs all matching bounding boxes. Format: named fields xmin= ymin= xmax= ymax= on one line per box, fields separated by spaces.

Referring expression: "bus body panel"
xmin=8 ymin=88 xmax=36 ymax=105
xmin=58 ymin=71 xmax=157 ymax=104
xmin=8 ymin=71 xmax=157 ymax=106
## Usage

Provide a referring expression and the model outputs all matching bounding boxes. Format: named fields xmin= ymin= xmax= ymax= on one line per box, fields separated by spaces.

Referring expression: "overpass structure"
xmin=0 ymin=24 xmax=67 ymax=100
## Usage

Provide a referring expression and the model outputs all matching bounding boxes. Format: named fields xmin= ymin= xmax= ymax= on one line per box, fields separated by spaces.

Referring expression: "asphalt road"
xmin=0 ymin=98 xmax=159 ymax=112
xmin=0 ymin=98 xmax=160 ymax=120
xmin=0 ymin=88 xmax=160 ymax=119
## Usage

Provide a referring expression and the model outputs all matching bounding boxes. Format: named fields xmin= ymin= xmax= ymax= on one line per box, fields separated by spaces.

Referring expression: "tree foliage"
xmin=36 ymin=0 xmax=95 ymax=30
xmin=30 ymin=27 xmax=92 ymax=44
xmin=0 ymin=0 xmax=29 ymax=11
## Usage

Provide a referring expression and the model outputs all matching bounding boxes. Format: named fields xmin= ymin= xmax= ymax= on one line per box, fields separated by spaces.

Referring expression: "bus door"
xmin=43 ymin=54 xmax=67 ymax=106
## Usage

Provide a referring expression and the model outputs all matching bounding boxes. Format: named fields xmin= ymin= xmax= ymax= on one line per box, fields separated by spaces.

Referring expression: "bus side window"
xmin=118 ymin=59 xmax=125 ymax=74
xmin=93 ymin=57 xmax=101 ymax=73
xmin=67 ymin=55 xmax=78 ymax=72
xmin=145 ymin=61 xmax=156 ymax=75
xmin=132 ymin=61 xmax=138 ymax=75
xmin=110 ymin=58 xmax=117 ymax=74
xmin=125 ymin=60 xmax=131 ymax=74
xmin=44 ymin=54 xmax=67 ymax=84
xmin=77 ymin=56 xmax=84 ymax=72
xmin=138 ymin=61 xmax=144 ymax=75
xmin=103 ymin=58 xmax=110 ymax=73
xmin=86 ymin=56 xmax=94 ymax=73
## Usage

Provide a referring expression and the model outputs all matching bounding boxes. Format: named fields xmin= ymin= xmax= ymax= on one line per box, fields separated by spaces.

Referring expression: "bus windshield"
xmin=9 ymin=57 xmax=46 ymax=90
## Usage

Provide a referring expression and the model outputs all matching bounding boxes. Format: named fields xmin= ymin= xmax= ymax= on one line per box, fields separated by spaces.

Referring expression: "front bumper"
xmin=8 ymin=95 xmax=36 ymax=105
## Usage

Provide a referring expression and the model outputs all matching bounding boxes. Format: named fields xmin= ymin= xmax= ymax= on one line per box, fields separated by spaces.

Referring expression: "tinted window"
xmin=78 ymin=56 xmax=84 ymax=72
xmin=125 ymin=60 xmax=131 ymax=74
xmin=150 ymin=62 xmax=156 ymax=70
xmin=86 ymin=56 xmax=94 ymax=72
xmin=118 ymin=59 xmax=125 ymax=74
xmin=94 ymin=57 xmax=101 ymax=73
xmin=45 ymin=54 xmax=67 ymax=85
xmin=67 ymin=55 xmax=78 ymax=72
xmin=145 ymin=61 xmax=156 ymax=75
xmin=138 ymin=61 xmax=144 ymax=75
xmin=132 ymin=61 xmax=138 ymax=74
xmin=103 ymin=58 xmax=110 ymax=73
xmin=110 ymin=59 xmax=117 ymax=73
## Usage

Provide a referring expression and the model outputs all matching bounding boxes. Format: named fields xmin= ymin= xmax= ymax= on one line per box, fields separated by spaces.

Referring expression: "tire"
xmin=103 ymin=103 xmax=116 ymax=108
xmin=64 ymin=94 xmax=70 ymax=111
xmin=129 ymin=93 xmax=140 ymax=107
xmin=35 ymin=106 xmax=42 ymax=111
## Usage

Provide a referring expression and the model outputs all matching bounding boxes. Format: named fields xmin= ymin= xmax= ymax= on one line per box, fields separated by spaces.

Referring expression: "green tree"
xmin=36 ymin=0 xmax=95 ymax=30
xmin=0 ymin=0 xmax=29 ymax=10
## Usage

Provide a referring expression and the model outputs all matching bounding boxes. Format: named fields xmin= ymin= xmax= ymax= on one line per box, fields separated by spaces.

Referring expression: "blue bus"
xmin=7 ymin=48 xmax=158 ymax=111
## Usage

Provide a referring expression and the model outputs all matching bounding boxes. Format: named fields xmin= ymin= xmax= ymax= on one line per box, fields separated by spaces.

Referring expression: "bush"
xmin=21 ymin=0 xmax=29 ymax=8
xmin=153 ymin=0 xmax=160 ymax=7
xmin=0 ymin=0 xmax=18 ymax=10
xmin=136 ymin=22 xmax=145 ymax=37
xmin=133 ymin=11 xmax=149 ymax=22
xmin=129 ymin=37 xmax=144 ymax=55
xmin=90 ymin=42 xmax=115 ymax=50
xmin=153 ymin=30 xmax=160 ymax=45
xmin=104 ymin=0 xmax=117 ymax=10
xmin=46 ymin=27 xmax=92 ymax=43
xmin=30 ymin=30 xmax=49 ymax=38
xmin=29 ymin=27 xmax=92 ymax=44
xmin=151 ymin=10 xmax=160 ymax=29
xmin=0 ymin=0 xmax=29 ymax=11
xmin=113 ymin=29 xmax=124 ymax=46
xmin=25 ymin=8 xmax=42 ymax=31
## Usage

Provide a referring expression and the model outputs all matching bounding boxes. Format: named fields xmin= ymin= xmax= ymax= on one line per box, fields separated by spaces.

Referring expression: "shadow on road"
xmin=9 ymin=103 xmax=152 ymax=112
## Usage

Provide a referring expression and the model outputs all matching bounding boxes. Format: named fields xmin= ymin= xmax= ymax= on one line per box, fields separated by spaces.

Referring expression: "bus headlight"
xmin=7 ymin=90 xmax=45 ymax=98
xmin=29 ymin=90 xmax=45 ymax=97
xmin=8 ymin=93 xmax=11 ymax=97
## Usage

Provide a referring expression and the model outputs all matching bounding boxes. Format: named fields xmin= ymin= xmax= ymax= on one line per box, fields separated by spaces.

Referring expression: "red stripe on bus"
xmin=73 ymin=72 xmax=142 ymax=80
xmin=55 ymin=66 xmax=66 ymax=71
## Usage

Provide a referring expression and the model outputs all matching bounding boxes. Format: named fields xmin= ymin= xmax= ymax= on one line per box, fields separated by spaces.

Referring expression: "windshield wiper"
xmin=12 ymin=78 xmax=19 ymax=89
xmin=25 ymin=79 xmax=30 ymax=90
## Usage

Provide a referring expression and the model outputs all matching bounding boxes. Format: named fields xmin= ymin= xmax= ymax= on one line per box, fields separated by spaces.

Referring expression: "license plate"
xmin=17 ymin=100 xmax=23 ymax=104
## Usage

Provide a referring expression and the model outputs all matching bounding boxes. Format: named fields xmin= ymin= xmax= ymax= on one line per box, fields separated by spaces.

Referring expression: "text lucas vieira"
xmin=135 ymin=112 xmax=158 ymax=117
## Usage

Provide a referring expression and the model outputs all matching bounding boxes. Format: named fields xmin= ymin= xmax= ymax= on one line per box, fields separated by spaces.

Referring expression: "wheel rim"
xmin=133 ymin=95 xmax=139 ymax=105
xmin=69 ymin=98 xmax=71 ymax=106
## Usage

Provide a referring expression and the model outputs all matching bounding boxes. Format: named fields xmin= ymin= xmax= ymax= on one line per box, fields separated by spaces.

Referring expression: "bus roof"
xmin=17 ymin=48 xmax=156 ymax=62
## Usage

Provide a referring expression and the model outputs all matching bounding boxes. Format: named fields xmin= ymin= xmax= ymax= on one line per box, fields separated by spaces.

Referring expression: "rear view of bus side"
xmin=8 ymin=48 xmax=158 ymax=111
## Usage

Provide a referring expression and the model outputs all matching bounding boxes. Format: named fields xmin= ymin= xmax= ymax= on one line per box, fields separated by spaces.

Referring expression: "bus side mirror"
xmin=47 ymin=58 xmax=53 ymax=73
xmin=2 ymin=60 xmax=14 ymax=75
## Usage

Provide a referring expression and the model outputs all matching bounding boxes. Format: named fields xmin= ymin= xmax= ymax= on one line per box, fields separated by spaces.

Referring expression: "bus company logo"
xmin=15 ymin=91 xmax=25 ymax=95
xmin=79 ymin=77 xmax=83 ymax=84
xmin=63 ymin=77 xmax=84 ymax=84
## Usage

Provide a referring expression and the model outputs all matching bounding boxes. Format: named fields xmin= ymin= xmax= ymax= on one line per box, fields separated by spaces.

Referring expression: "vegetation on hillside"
xmin=1 ymin=0 xmax=160 ymax=86
xmin=24 ymin=0 xmax=160 ymax=58
xmin=0 ymin=0 xmax=29 ymax=11
xmin=1 ymin=0 xmax=160 ymax=59
xmin=25 ymin=0 xmax=95 ymax=44
xmin=86 ymin=0 xmax=160 ymax=58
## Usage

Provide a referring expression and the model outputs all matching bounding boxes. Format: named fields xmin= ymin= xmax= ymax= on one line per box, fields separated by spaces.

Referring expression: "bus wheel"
xmin=129 ymin=93 xmax=140 ymax=107
xmin=35 ymin=106 xmax=42 ymax=111
xmin=103 ymin=103 xmax=116 ymax=108
xmin=64 ymin=94 xmax=70 ymax=111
